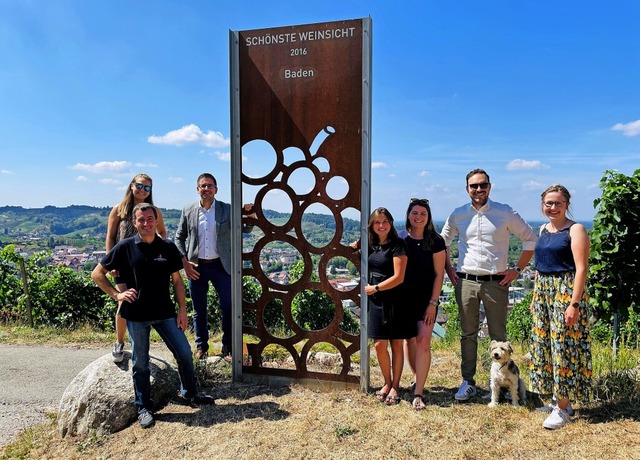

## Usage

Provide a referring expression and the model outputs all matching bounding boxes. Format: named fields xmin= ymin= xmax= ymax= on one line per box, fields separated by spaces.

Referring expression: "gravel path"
xmin=0 ymin=344 xmax=111 ymax=447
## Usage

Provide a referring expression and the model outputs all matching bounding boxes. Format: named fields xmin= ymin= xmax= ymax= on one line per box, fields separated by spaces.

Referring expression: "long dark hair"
xmin=367 ymin=207 xmax=399 ymax=248
xmin=405 ymin=198 xmax=443 ymax=250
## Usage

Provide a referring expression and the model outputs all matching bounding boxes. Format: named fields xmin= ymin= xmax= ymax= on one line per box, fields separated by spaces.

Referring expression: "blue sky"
xmin=1 ymin=1 xmax=638 ymax=222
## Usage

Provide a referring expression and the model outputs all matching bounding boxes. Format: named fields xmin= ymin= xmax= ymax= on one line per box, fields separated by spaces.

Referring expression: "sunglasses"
xmin=135 ymin=183 xmax=152 ymax=192
xmin=543 ymin=200 xmax=567 ymax=208
xmin=410 ymin=197 xmax=429 ymax=204
xmin=198 ymin=183 xmax=217 ymax=189
xmin=468 ymin=182 xmax=490 ymax=190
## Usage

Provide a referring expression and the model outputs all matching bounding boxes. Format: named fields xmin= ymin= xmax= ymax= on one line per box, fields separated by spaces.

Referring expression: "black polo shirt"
xmin=100 ymin=234 xmax=183 ymax=322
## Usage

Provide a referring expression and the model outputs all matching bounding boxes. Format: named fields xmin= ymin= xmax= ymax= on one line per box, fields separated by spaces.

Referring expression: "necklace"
xmin=408 ymin=230 xmax=423 ymax=245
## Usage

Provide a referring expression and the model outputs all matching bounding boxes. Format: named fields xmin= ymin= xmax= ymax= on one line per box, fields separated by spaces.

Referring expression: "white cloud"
xmin=419 ymin=170 xmax=429 ymax=177
xmin=76 ymin=176 xmax=89 ymax=182
xmin=389 ymin=173 xmax=397 ymax=178
xmin=522 ymin=180 xmax=543 ymax=191
xmin=216 ymin=152 xmax=231 ymax=161
xmin=506 ymin=159 xmax=548 ymax=170
xmin=372 ymin=162 xmax=388 ymax=169
xmin=134 ymin=162 xmax=158 ymax=168
xmin=168 ymin=177 xmax=184 ymax=184
xmin=1 ymin=169 xmax=13 ymax=174
xmin=148 ymin=124 xmax=230 ymax=147
xmin=99 ymin=178 xmax=121 ymax=185
xmin=71 ymin=161 xmax=131 ymax=174
xmin=611 ymin=119 xmax=640 ymax=137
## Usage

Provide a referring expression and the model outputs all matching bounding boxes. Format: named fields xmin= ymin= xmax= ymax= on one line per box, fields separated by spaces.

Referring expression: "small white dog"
xmin=488 ymin=340 xmax=527 ymax=407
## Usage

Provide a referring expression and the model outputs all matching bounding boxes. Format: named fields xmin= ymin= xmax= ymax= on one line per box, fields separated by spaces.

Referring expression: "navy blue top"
xmin=534 ymin=224 xmax=576 ymax=274
xmin=100 ymin=234 xmax=183 ymax=321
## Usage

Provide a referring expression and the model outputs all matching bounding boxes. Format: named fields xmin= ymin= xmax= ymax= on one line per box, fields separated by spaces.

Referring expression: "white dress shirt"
xmin=441 ymin=199 xmax=537 ymax=275
xmin=197 ymin=201 xmax=220 ymax=260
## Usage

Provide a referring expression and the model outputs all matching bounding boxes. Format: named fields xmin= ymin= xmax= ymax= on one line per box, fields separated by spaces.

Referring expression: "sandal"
xmin=385 ymin=390 xmax=401 ymax=405
xmin=375 ymin=390 xmax=389 ymax=402
xmin=412 ymin=394 xmax=426 ymax=411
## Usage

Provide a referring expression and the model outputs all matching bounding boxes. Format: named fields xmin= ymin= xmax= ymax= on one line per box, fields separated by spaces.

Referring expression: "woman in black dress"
xmin=400 ymin=199 xmax=446 ymax=410
xmin=365 ymin=207 xmax=410 ymax=405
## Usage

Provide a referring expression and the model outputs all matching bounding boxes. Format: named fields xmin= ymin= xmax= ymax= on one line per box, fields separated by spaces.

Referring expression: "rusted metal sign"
xmin=230 ymin=18 xmax=372 ymax=387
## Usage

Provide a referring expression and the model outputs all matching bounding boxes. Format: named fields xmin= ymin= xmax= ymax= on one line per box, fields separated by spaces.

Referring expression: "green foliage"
xmin=506 ymin=292 xmax=533 ymax=344
xmin=0 ymin=246 xmax=23 ymax=322
xmin=591 ymin=341 xmax=640 ymax=406
xmin=288 ymin=259 xmax=360 ymax=334
xmin=0 ymin=246 xmax=114 ymax=329
xmin=588 ymin=169 xmax=640 ymax=326
xmin=589 ymin=320 xmax=613 ymax=345
xmin=441 ymin=297 xmax=461 ymax=344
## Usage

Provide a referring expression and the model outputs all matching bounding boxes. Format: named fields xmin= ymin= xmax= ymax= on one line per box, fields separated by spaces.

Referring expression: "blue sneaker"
xmin=454 ymin=380 xmax=477 ymax=401
xmin=138 ymin=409 xmax=155 ymax=429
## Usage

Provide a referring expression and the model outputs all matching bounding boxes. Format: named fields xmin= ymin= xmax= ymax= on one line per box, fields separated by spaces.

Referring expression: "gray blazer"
xmin=175 ymin=200 xmax=234 ymax=274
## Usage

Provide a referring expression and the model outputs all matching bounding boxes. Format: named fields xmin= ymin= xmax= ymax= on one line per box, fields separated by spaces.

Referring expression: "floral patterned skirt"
xmin=529 ymin=271 xmax=592 ymax=403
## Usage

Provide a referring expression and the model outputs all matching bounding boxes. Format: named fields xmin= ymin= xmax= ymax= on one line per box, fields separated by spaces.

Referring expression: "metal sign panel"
xmin=230 ymin=18 xmax=371 ymax=388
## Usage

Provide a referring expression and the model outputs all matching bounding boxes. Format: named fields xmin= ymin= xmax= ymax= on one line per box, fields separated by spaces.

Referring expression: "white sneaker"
xmin=543 ymin=406 xmax=571 ymax=430
xmin=455 ymin=380 xmax=477 ymax=401
xmin=537 ymin=400 xmax=575 ymax=416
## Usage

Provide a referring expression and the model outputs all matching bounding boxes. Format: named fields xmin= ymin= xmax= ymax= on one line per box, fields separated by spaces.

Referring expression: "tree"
xmin=588 ymin=169 xmax=640 ymax=345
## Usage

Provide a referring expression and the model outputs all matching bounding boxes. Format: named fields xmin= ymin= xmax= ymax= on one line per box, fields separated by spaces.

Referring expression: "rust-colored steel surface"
xmin=238 ymin=19 xmax=364 ymax=384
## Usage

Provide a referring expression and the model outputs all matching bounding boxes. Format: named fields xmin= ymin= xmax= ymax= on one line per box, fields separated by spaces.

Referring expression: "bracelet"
xmin=429 ymin=299 xmax=438 ymax=306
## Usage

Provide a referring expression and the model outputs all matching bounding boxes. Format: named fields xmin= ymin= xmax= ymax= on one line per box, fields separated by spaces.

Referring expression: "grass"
xmin=1 ymin=326 xmax=640 ymax=460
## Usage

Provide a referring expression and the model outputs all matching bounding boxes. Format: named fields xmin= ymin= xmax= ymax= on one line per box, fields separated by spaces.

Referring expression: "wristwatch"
xmin=513 ymin=266 xmax=522 ymax=273
xmin=571 ymin=302 xmax=580 ymax=308
xmin=375 ymin=285 xmax=380 ymax=292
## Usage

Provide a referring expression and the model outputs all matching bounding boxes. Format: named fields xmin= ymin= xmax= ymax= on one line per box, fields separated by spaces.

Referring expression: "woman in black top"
xmin=400 ymin=199 xmax=446 ymax=410
xmin=364 ymin=207 xmax=409 ymax=405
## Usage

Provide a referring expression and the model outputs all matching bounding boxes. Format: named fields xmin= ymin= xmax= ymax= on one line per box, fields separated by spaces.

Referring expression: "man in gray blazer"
xmin=175 ymin=173 xmax=255 ymax=361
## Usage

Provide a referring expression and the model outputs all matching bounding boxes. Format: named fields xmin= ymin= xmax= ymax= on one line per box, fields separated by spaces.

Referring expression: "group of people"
xmin=362 ymin=169 xmax=591 ymax=430
xmin=92 ymin=172 xmax=254 ymax=428
xmin=91 ymin=168 xmax=591 ymax=431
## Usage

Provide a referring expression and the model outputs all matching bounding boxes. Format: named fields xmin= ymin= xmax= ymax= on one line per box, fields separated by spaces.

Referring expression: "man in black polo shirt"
xmin=92 ymin=203 xmax=213 ymax=429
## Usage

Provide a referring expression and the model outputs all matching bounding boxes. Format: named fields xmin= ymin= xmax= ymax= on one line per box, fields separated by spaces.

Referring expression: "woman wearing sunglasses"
xmin=400 ymin=198 xmax=446 ymax=410
xmin=105 ymin=173 xmax=167 ymax=362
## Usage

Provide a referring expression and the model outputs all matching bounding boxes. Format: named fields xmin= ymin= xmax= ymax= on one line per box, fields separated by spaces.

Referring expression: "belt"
xmin=198 ymin=258 xmax=220 ymax=264
xmin=456 ymin=272 xmax=504 ymax=282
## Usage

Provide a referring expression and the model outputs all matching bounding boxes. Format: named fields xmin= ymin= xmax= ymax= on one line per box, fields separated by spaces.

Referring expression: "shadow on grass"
xmin=390 ymin=384 xmax=550 ymax=410
xmin=155 ymin=400 xmax=290 ymax=427
xmin=581 ymin=400 xmax=640 ymax=423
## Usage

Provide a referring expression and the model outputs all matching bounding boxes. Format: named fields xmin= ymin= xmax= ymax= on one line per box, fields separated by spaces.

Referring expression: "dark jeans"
xmin=188 ymin=259 xmax=232 ymax=353
xmin=127 ymin=318 xmax=196 ymax=413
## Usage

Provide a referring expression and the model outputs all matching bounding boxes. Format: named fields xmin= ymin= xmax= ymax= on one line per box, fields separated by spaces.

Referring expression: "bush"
xmin=0 ymin=247 xmax=115 ymax=330
xmin=506 ymin=292 xmax=533 ymax=344
xmin=441 ymin=298 xmax=460 ymax=345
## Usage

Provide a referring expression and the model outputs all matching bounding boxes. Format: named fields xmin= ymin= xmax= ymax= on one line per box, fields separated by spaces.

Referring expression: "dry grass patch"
xmin=4 ymin=347 xmax=640 ymax=460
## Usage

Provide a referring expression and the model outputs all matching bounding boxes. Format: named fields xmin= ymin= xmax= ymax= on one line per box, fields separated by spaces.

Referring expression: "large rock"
xmin=58 ymin=352 xmax=179 ymax=437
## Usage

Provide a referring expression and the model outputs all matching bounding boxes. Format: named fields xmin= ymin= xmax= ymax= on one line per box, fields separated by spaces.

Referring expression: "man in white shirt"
xmin=441 ymin=169 xmax=537 ymax=401
xmin=175 ymin=173 xmax=255 ymax=362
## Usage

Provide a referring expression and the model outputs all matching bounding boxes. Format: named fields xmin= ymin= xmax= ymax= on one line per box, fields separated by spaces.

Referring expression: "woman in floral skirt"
xmin=529 ymin=184 xmax=591 ymax=430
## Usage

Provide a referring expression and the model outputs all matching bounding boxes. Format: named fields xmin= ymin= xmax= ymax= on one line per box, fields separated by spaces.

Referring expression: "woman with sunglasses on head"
xmin=400 ymin=198 xmax=446 ymax=410
xmin=361 ymin=207 xmax=410 ymax=405
xmin=105 ymin=173 xmax=167 ymax=362
xmin=529 ymin=184 xmax=591 ymax=430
